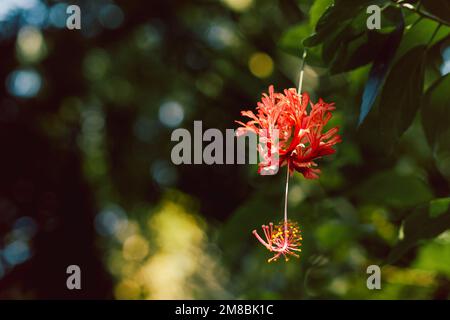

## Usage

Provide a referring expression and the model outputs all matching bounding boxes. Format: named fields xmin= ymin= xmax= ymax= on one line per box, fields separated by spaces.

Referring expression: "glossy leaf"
xmin=278 ymin=23 xmax=325 ymax=66
xmin=309 ymin=0 xmax=334 ymax=28
xmin=386 ymin=199 xmax=450 ymax=264
xmin=353 ymin=170 xmax=433 ymax=208
xmin=378 ymin=45 xmax=427 ymax=149
xmin=303 ymin=1 xmax=364 ymax=48
xmin=330 ymin=31 xmax=390 ymax=74
xmin=357 ymin=10 xmax=404 ymax=125
xmin=397 ymin=17 xmax=450 ymax=59
xmin=421 ymin=74 xmax=450 ymax=178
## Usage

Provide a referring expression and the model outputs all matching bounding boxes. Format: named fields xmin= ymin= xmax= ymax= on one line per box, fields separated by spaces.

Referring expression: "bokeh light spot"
xmin=158 ymin=101 xmax=184 ymax=128
xmin=248 ymin=52 xmax=274 ymax=78
xmin=12 ymin=216 xmax=38 ymax=240
xmin=0 ymin=0 xmax=38 ymax=21
xmin=16 ymin=26 xmax=46 ymax=63
xmin=114 ymin=279 xmax=141 ymax=299
xmin=134 ymin=24 xmax=161 ymax=50
xmin=441 ymin=46 xmax=450 ymax=76
xmin=99 ymin=4 xmax=124 ymax=30
xmin=22 ymin=1 xmax=47 ymax=26
xmin=95 ymin=205 xmax=128 ymax=237
xmin=151 ymin=160 xmax=177 ymax=187
xmin=48 ymin=3 xmax=67 ymax=28
xmin=4 ymin=240 xmax=31 ymax=266
xmin=122 ymin=235 xmax=149 ymax=261
xmin=6 ymin=69 xmax=42 ymax=98
xmin=222 ymin=0 xmax=253 ymax=12
xmin=206 ymin=23 xmax=238 ymax=49
xmin=83 ymin=49 xmax=110 ymax=80
xmin=195 ymin=73 xmax=223 ymax=97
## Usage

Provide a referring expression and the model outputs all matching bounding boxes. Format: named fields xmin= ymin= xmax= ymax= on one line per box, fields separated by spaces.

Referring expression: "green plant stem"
xmin=428 ymin=23 xmax=442 ymax=46
xmin=408 ymin=16 xmax=423 ymax=30
xmin=393 ymin=0 xmax=450 ymax=27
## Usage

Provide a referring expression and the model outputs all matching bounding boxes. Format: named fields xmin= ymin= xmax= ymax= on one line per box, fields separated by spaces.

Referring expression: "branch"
xmin=392 ymin=0 xmax=450 ymax=27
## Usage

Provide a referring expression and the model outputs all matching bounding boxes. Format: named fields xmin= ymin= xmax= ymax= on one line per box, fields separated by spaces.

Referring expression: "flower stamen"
xmin=253 ymin=220 xmax=302 ymax=262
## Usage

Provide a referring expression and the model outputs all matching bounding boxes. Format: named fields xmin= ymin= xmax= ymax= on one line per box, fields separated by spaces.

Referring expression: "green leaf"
xmin=330 ymin=31 xmax=387 ymax=74
xmin=278 ymin=0 xmax=334 ymax=65
xmin=330 ymin=6 xmax=404 ymax=75
xmin=379 ymin=45 xmax=427 ymax=150
xmin=357 ymin=8 xmax=405 ymax=125
xmin=414 ymin=240 xmax=450 ymax=278
xmin=309 ymin=0 xmax=334 ymax=28
xmin=304 ymin=1 xmax=396 ymax=72
xmin=304 ymin=1 xmax=364 ymax=48
xmin=397 ymin=18 xmax=450 ymax=59
xmin=321 ymin=8 xmax=370 ymax=65
xmin=386 ymin=200 xmax=450 ymax=264
xmin=422 ymin=0 xmax=450 ymax=24
xmin=353 ymin=170 xmax=433 ymax=209
xmin=421 ymin=74 xmax=450 ymax=178
xmin=429 ymin=197 xmax=450 ymax=218
xmin=279 ymin=23 xmax=312 ymax=56
xmin=421 ymin=74 xmax=450 ymax=149
xmin=278 ymin=23 xmax=325 ymax=66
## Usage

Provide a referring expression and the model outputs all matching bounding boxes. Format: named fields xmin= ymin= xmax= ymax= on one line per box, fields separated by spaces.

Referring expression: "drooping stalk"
xmin=284 ymin=49 xmax=307 ymax=226
xmin=297 ymin=50 xmax=307 ymax=95
xmin=284 ymin=162 xmax=290 ymax=225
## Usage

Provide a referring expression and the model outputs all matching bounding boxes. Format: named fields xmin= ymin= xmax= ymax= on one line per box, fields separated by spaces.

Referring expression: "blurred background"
xmin=0 ymin=0 xmax=449 ymax=299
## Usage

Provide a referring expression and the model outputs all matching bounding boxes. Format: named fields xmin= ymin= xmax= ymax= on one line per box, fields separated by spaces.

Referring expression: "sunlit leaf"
xmin=414 ymin=239 xmax=450 ymax=278
xmin=309 ymin=0 xmax=334 ymax=28
xmin=279 ymin=23 xmax=326 ymax=66
xmin=386 ymin=199 xmax=450 ymax=264
xmin=429 ymin=198 xmax=450 ymax=218
xmin=353 ymin=170 xmax=433 ymax=208
xmin=397 ymin=17 xmax=450 ymax=58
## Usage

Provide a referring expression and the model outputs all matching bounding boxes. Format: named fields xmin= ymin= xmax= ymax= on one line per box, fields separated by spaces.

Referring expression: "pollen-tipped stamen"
xmin=252 ymin=220 xmax=303 ymax=262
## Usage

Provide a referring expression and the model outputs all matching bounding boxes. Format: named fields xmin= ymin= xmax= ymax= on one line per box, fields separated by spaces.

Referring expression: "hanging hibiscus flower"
xmin=236 ymin=85 xmax=341 ymax=179
xmin=236 ymin=82 xmax=341 ymax=262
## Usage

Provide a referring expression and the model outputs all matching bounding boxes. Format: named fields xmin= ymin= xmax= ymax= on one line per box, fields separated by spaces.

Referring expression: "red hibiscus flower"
xmin=236 ymin=85 xmax=341 ymax=179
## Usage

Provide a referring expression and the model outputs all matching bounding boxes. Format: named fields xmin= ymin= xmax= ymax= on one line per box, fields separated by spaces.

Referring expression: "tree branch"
xmin=392 ymin=0 xmax=450 ymax=27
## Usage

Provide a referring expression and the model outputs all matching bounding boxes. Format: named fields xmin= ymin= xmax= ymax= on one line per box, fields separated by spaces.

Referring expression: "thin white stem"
xmin=297 ymin=50 xmax=307 ymax=95
xmin=284 ymin=162 xmax=290 ymax=224
xmin=283 ymin=49 xmax=306 ymax=228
